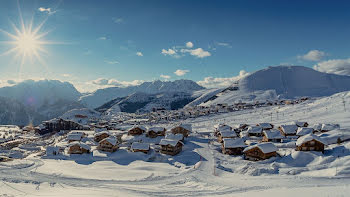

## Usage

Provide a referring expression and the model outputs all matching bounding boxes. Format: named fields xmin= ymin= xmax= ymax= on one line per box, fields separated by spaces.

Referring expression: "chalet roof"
xmin=165 ymin=133 xmax=184 ymax=141
xmin=131 ymin=142 xmax=150 ymax=151
xmin=223 ymin=138 xmax=246 ymax=148
xmin=247 ymin=126 xmax=263 ymax=134
xmin=148 ymin=127 xmax=165 ymax=132
xmin=95 ymin=128 xmax=107 ymax=132
xmin=159 ymin=139 xmax=183 ymax=147
xmin=313 ymin=123 xmax=323 ymax=131
xmin=131 ymin=125 xmax=147 ymax=131
xmin=100 ymin=136 xmax=117 ymax=146
xmin=214 ymin=124 xmax=232 ymax=131
xmin=68 ymin=142 xmax=90 ymax=150
xmin=94 ymin=131 xmax=110 ymax=137
xmin=175 ymin=123 xmax=192 ymax=131
xmin=296 ymin=127 xmax=314 ymax=136
xmin=219 ymin=130 xmax=237 ymax=138
xmin=243 ymin=142 xmax=277 ymax=154
xmin=263 ymin=129 xmax=284 ymax=139
xmin=67 ymin=133 xmax=83 ymax=141
xmin=294 ymin=121 xmax=308 ymax=127
xmin=258 ymin=123 xmax=273 ymax=129
xmin=321 ymin=123 xmax=340 ymax=131
xmin=296 ymin=134 xmax=327 ymax=146
xmin=279 ymin=125 xmax=298 ymax=134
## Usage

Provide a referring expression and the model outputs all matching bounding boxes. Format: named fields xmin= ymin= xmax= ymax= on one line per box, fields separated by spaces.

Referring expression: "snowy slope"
xmin=201 ymin=66 xmax=350 ymax=106
xmin=79 ymin=79 xmax=204 ymax=109
xmin=60 ymin=108 xmax=101 ymax=125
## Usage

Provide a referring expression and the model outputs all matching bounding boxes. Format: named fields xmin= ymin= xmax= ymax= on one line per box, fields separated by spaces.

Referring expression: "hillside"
xmin=80 ymin=79 xmax=204 ymax=109
xmin=201 ymin=66 xmax=350 ymax=106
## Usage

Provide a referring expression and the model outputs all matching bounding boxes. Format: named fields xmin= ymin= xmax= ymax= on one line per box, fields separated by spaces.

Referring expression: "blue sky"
xmin=0 ymin=0 xmax=350 ymax=92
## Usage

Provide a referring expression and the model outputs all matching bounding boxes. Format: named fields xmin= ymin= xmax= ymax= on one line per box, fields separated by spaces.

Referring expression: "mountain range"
xmin=1 ymin=66 xmax=350 ymax=125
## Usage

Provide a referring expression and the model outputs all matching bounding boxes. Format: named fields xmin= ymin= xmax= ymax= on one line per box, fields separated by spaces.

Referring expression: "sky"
xmin=0 ymin=0 xmax=350 ymax=92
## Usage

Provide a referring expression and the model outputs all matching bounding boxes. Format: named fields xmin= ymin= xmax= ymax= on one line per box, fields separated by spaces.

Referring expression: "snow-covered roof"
xmin=279 ymin=125 xmax=298 ymax=134
xmin=94 ymin=131 xmax=110 ymax=137
xmin=235 ymin=124 xmax=248 ymax=129
xmin=148 ymin=127 xmax=165 ymax=132
xmin=223 ymin=138 xmax=246 ymax=148
xmin=321 ymin=123 xmax=340 ymax=131
xmin=131 ymin=142 xmax=150 ymax=150
xmin=294 ymin=121 xmax=308 ymax=127
xmin=165 ymin=133 xmax=184 ymax=141
xmin=257 ymin=123 xmax=273 ymax=129
xmin=313 ymin=123 xmax=322 ymax=131
xmin=67 ymin=133 xmax=82 ymax=141
xmin=263 ymin=129 xmax=284 ymax=139
xmin=214 ymin=124 xmax=232 ymax=131
xmin=175 ymin=123 xmax=192 ymax=131
xmin=95 ymin=128 xmax=107 ymax=132
xmin=219 ymin=130 xmax=237 ymax=138
xmin=296 ymin=127 xmax=314 ymax=136
xmin=247 ymin=126 xmax=262 ymax=134
xmin=68 ymin=142 xmax=91 ymax=150
xmin=131 ymin=125 xmax=147 ymax=131
xmin=101 ymin=136 xmax=117 ymax=146
xmin=159 ymin=139 xmax=183 ymax=147
xmin=296 ymin=133 xmax=327 ymax=146
xmin=243 ymin=142 xmax=277 ymax=154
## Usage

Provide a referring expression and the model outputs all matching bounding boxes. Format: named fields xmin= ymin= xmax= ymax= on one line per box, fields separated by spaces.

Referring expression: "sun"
xmin=0 ymin=4 xmax=57 ymax=67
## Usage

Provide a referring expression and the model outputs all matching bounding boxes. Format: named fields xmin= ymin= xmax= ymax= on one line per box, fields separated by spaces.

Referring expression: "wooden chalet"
xmin=262 ymin=129 xmax=284 ymax=143
xmin=159 ymin=139 xmax=183 ymax=156
xmin=94 ymin=131 xmax=110 ymax=142
xmin=222 ymin=138 xmax=246 ymax=155
xmin=296 ymin=134 xmax=326 ymax=152
xmin=128 ymin=126 xmax=147 ymax=136
xmin=247 ymin=126 xmax=263 ymax=137
xmin=171 ymin=123 xmax=192 ymax=137
xmin=131 ymin=142 xmax=150 ymax=154
xmin=147 ymin=127 xmax=166 ymax=138
xmin=243 ymin=143 xmax=277 ymax=161
xmin=278 ymin=125 xmax=298 ymax=136
xmin=68 ymin=142 xmax=90 ymax=154
xmin=217 ymin=130 xmax=237 ymax=143
xmin=214 ymin=124 xmax=232 ymax=137
xmin=98 ymin=136 xmax=118 ymax=152
xmin=42 ymin=118 xmax=85 ymax=134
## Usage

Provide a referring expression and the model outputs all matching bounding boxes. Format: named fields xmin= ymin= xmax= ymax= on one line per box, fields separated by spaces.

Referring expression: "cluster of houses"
xmin=47 ymin=123 xmax=192 ymax=156
xmin=217 ymin=121 xmax=339 ymax=161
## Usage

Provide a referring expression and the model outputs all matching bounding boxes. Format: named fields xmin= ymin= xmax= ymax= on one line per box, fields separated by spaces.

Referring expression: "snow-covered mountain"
xmin=80 ymin=79 xmax=204 ymax=109
xmin=96 ymin=91 xmax=197 ymax=113
xmin=199 ymin=66 xmax=350 ymax=106
xmin=0 ymin=80 xmax=84 ymax=125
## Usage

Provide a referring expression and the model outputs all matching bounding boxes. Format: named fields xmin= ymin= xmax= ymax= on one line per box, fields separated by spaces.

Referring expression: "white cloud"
xmin=197 ymin=70 xmax=249 ymax=88
xmin=89 ymin=78 xmax=144 ymax=89
xmin=98 ymin=37 xmax=107 ymax=40
xmin=136 ymin=52 xmax=143 ymax=57
xmin=104 ymin=60 xmax=119 ymax=64
xmin=161 ymin=48 xmax=177 ymax=56
xmin=313 ymin=58 xmax=350 ymax=76
xmin=174 ymin=69 xmax=190 ymax=76
xmin=298 ymin=50 xmax=326 ymax=61
xmin=113 ymin=17 xmax=124 ymax=24
xmin=186 ymin=41 xmax=194 ymax=48
xmin=181 ymin=48 xmax=211 ymax=58
xmin=38 ymin=7 xmax=56 ymax=15
xmin=216 ymin=42 xmax=232 ymax=48
xmin=160 ymin=74 xmax=171 ymax=79
xmin=6 ymin=80 xmax=16 ymax=85
xmin=62 ymin=74 xmax=72 ymax=78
